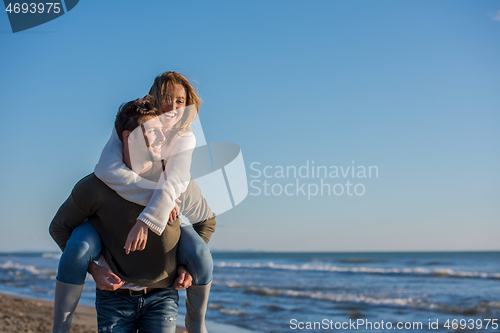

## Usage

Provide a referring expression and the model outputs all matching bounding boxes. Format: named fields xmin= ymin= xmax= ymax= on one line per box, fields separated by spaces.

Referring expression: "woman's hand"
xmin=88 ymin=262 xmax=125 ymax=291
xmin=168 ymin=199 xmax=182 ymax=224
xmin=124 ymin=220 xmax=149 ymax=254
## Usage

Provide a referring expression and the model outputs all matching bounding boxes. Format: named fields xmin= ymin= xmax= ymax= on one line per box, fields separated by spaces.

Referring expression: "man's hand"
xmin=124 ymin=220 xmax=149 ymax=254
xmin=88 ymin=262 xmax=125 ymax=291
xmin=168 ymin=199 xmax=182 ymax=224
xmin=174 ymin=266 xmax=193 ymax=290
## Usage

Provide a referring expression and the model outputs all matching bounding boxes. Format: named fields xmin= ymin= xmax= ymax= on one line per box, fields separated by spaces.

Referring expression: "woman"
xmin=51 ymin=72 xmax=213 ymax=333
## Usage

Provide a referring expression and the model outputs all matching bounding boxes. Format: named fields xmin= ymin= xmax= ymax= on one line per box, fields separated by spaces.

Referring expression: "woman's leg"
xmin=56 ymin=221 xmax=102 ymax=284
xmin=53 ymin=222 xmax=102 ymax=333
xmin=177 ymin=224 xmax=213 ymax=286
xmin=177 ymin=224 xmax=213 ymax=333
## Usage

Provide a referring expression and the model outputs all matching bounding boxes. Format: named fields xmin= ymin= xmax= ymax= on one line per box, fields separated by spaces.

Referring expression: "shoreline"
xmin=0 ymin=292 xmax=187 ymax=333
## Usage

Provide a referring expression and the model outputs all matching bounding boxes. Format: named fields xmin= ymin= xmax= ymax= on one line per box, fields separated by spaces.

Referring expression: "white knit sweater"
xmin=94 ymin=129 xmax=195 ymax=235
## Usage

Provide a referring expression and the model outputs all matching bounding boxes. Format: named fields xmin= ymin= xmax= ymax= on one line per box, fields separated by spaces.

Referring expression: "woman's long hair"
xmin=148 ymin=71 xmax=202 ymax=146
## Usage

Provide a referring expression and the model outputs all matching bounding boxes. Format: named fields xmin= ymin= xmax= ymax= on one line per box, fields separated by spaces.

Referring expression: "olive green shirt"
xmin=49 ymin=174 xmax=216 ymax=288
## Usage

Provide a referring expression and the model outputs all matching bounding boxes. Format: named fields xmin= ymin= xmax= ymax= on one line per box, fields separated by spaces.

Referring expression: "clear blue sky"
xmin=1 ymin=0 xmax=499 ymax=252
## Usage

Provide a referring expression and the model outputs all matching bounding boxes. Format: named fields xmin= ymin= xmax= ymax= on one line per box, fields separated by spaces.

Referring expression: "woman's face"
xmin=160 ymin=83 xmax=186 ymax=130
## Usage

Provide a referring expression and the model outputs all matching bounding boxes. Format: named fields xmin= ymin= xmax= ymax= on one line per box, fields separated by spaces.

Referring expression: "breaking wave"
xmin=215 ymin=262 xmax=500 ymax=280
xmin=238 ymin=285 xmax=500 ymax=316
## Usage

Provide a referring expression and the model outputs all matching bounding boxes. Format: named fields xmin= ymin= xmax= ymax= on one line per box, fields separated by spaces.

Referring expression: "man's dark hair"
xmin=115 ymin=95 xmax=159 ymax=142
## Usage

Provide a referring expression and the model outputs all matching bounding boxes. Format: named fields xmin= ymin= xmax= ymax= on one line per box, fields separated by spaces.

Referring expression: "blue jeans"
xmin=177 ymin=225 xmax=213 ymax=285
xmin=96 ymin=288 xmax=178 ymax=333
xmin=57 ymin=221 xmax=102 ymax=285
xmin=57 ymin=222 xmax=213 ymax=286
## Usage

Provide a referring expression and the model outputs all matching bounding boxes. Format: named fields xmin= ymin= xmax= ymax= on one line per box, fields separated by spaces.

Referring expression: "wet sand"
xmin=0 ymin=293 xmax=187 ymax=333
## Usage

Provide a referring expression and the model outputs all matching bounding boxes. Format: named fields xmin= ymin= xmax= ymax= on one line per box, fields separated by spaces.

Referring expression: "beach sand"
xmin=0 ymin=293 xmax=187 ymax=333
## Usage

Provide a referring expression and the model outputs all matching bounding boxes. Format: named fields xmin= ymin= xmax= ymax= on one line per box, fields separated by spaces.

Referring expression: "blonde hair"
xmin=148 ymin=72 xmax=201 ymax=143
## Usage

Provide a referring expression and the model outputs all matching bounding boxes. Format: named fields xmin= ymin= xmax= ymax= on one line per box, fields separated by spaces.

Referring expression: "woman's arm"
xmin=94 ymin=129 xmax=195 ymax=235
xmin=136 ymin=132 xmax=195 ymax=235
xmin=94 ymin=130 xmax=156 ymax=206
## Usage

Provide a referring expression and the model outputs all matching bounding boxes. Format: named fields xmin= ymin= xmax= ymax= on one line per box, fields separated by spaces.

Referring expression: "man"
xmin=50 ymin=97 xmax=215 ymax=333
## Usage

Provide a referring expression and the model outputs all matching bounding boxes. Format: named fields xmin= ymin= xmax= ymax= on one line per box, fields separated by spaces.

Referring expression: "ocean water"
xmin=0 ymin=251 xmax=499 ymax=332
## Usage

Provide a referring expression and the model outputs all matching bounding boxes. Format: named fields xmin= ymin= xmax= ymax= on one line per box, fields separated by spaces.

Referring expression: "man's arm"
xmin=178 ymin=179 xmax=216 ymax=243
xmin=191 ymin=215 xmax=216 ymax=244
xmin=88 ymin=262 xmax=193 ymax=291
xmin=174 ymin=266 xmax=193 ymax=290
xmin=49 ymin=175 xmax=99 ymax=251
xmin=88 ymin=262 xmax=125 ymax=291
xmin=49 ymin=194 xmax=90 ymax=251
